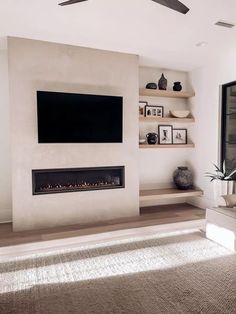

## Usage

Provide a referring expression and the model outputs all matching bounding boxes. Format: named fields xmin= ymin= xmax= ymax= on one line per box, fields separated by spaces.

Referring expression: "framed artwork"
xmin=158 ymin=125 xmax=173 ymax=144
xmin=145 ymin=105 xmax=164 ymax=117
xmin=139 ymin=101 xmax=147 ymax=117
xmin=173 ymin=129 xmax=187 ymax=144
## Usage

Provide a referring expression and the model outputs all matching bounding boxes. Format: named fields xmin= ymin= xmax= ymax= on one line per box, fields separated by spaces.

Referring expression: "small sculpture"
xmin=173 ymin=82 xmax=182 ymax=92
xmin=158 ymin=73 xmax=167 ymax=90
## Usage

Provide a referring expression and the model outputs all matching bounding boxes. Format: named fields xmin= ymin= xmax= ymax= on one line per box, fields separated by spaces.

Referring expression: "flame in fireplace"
xmin=39 ymin=179 xmax=120 ymax=192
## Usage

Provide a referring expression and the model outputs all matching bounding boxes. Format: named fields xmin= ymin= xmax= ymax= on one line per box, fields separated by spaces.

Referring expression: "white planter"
xmin=213 ymin=180 xmax=235 ymax=206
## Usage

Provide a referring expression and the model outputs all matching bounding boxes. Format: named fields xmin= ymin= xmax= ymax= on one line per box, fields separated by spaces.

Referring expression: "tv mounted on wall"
xmin=37 ymin=91 xmax=123 ymax=143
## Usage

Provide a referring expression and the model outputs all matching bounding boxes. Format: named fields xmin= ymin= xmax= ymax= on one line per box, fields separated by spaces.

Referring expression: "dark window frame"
xmin=221 ymin=80 xmax=236 ymax=176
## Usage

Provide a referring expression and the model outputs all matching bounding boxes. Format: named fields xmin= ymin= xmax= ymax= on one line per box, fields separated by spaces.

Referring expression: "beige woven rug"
xmin=0 ymin=230 xmax=236 ymax=314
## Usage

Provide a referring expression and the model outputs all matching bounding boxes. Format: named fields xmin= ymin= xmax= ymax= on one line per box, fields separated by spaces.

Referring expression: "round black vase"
xmin=173 ymin=82 xmax=182 ymax=92
xmin=146 ymin=133 xmax=158 ymax=145
xmin=173 ymin=167 xmax=193 ymax=190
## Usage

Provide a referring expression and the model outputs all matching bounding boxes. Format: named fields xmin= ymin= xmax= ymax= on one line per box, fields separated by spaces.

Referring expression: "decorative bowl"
xmin=170 ymin=110 xmax=190 ymax=118
xmin=146 ymin=82 xmax=157 ymax=90
xmin=139 ymin=139 xmax=146 ymax=144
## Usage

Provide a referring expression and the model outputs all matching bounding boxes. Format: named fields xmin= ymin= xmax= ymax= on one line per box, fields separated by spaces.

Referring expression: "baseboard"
xmin=0 ymin=219 xmax=205 ymax=260
xmin=0 ymin=209 xmax=12 ymax=223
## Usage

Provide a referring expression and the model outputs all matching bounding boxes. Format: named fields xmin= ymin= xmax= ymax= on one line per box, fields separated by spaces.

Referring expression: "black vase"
xmin=173 ymin=167 xmax=193 ymax=190
xmin=173 ymin=82 xmax=182 ymax=92
xmin=158 ymin=73 xmax=167 ymax=90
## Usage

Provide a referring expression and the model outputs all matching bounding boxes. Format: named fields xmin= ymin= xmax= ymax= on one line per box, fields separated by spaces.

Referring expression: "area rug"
xmin=0 ymin=230 xmax=236 ymax=314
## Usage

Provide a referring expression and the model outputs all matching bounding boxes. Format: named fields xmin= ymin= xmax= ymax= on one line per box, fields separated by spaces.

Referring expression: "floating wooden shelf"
xmin=139 ymin=116 xmax=195 ymax=123
xmin=140 ymin=188 xmax=203 ymax=202
xmin=139 ymin=143 xmax=195 ymax=149
xmin=139 ymin=88 xmax=195 ymax=99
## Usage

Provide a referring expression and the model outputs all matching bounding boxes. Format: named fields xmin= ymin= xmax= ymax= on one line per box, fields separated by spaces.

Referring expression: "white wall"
xmin=188 ymin=50 xmax=236 ymax=208
xmin=8 ymin=37 xmax=139 ymax=231
xmin=5 ymin=37 xmax=235 ymax=227
xmin=0 ymin=48 xmax=12 ymax=222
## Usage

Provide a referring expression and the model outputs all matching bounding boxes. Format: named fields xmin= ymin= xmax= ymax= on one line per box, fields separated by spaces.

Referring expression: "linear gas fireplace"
xmin=32 ymin=166 xmax=125 ymax=195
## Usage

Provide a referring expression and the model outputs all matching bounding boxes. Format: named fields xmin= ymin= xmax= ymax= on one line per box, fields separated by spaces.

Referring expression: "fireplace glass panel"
xmin=32 ymin=166 xmax=125 ymax=195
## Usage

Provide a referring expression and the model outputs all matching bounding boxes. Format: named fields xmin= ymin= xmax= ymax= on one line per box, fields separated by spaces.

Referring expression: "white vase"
xmin=213 ymin=180 xmax=235 ymax=207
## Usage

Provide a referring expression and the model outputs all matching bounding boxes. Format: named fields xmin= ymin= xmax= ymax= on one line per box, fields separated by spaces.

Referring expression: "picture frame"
xmin=139 ymin=101 xmax=147 ymax=117
xmin=158 ymin=125 xmax=173 ymax=144
xmin=145 ymin=105 xmax=164 ymax=118
xmin=173 ymin=129 xmax=187 ymax=145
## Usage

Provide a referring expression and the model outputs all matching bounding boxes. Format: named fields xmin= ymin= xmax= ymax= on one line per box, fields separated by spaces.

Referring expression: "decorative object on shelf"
xmin=173 ymin=129 xmax=187 ymax=144
xmin=139 ymin=138 xmax=146 ymax=144
xmin=205 ymin=163 xmax=236 ymax=206
xmin=158 ymin=73 xmax=167 ymax=90
xmin=146 ymin=133 xmax=158 ymax=145
xmin=173 ymin=166 xmax=193 ymax=190
xmin=173 ymin=81 xmax=182 ymax=91
xmin=139 ymin=101 xmax=147 ymax=117
xmin=146 ymin=82 xmax=157 ymax=89
xmin=170 ymin=110 xmax=190 ymax=118
xmin=158 ymin=125 xmax=173 ymax=144
xmin=145 ymin=105 xmax=164 ymax=117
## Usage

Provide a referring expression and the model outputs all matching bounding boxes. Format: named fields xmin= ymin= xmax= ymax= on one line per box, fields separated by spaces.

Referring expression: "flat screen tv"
xmin=37 ymin=91 xmax=123 ymax=143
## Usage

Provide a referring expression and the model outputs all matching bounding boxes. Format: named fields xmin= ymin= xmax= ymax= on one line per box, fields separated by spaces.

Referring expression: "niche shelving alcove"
xmin=139 ymin=83 xmax=203 ymax=201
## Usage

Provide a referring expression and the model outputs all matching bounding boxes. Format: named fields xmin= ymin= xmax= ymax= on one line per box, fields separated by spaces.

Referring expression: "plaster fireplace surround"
xmin=8 ymin=37 xmax=139 ymax=231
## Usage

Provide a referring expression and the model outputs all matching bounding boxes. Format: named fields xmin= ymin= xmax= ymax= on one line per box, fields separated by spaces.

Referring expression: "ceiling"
xmin=0 ymin=0 xmax=236 ymax=71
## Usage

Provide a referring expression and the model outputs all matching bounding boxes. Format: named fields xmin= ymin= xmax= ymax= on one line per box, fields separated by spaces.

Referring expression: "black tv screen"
xmin=37 ymin=91 xmax=123 ymax=143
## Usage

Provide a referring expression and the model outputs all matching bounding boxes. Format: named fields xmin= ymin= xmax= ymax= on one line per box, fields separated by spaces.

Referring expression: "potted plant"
xmin=206 ymin=163 xmax=236 ymax=206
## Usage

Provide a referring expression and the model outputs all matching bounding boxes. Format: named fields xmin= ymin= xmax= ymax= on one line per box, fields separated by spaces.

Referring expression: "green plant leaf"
xmin=213 ymin=163 xmax=221 ymax=172
xmin=223 ymin=160 xmax=226 ymax=175
xmin=205 ymin=163 xmax=233 ymax=182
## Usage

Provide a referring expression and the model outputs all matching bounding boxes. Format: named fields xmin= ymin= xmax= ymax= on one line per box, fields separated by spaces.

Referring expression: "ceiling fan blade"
xmin=59 ymin=0 xmax=88 ymax=6
xmin=152 ymin=0 xmax=189 ymax=14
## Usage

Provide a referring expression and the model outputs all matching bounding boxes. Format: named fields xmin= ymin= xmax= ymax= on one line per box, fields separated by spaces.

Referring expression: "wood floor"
xmin=0 ymin=203 xmax=205 ymax=248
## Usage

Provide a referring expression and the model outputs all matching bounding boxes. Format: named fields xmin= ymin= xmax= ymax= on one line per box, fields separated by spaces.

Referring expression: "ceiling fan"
xmin=58 ymin=0 xmax=190 ymax=15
